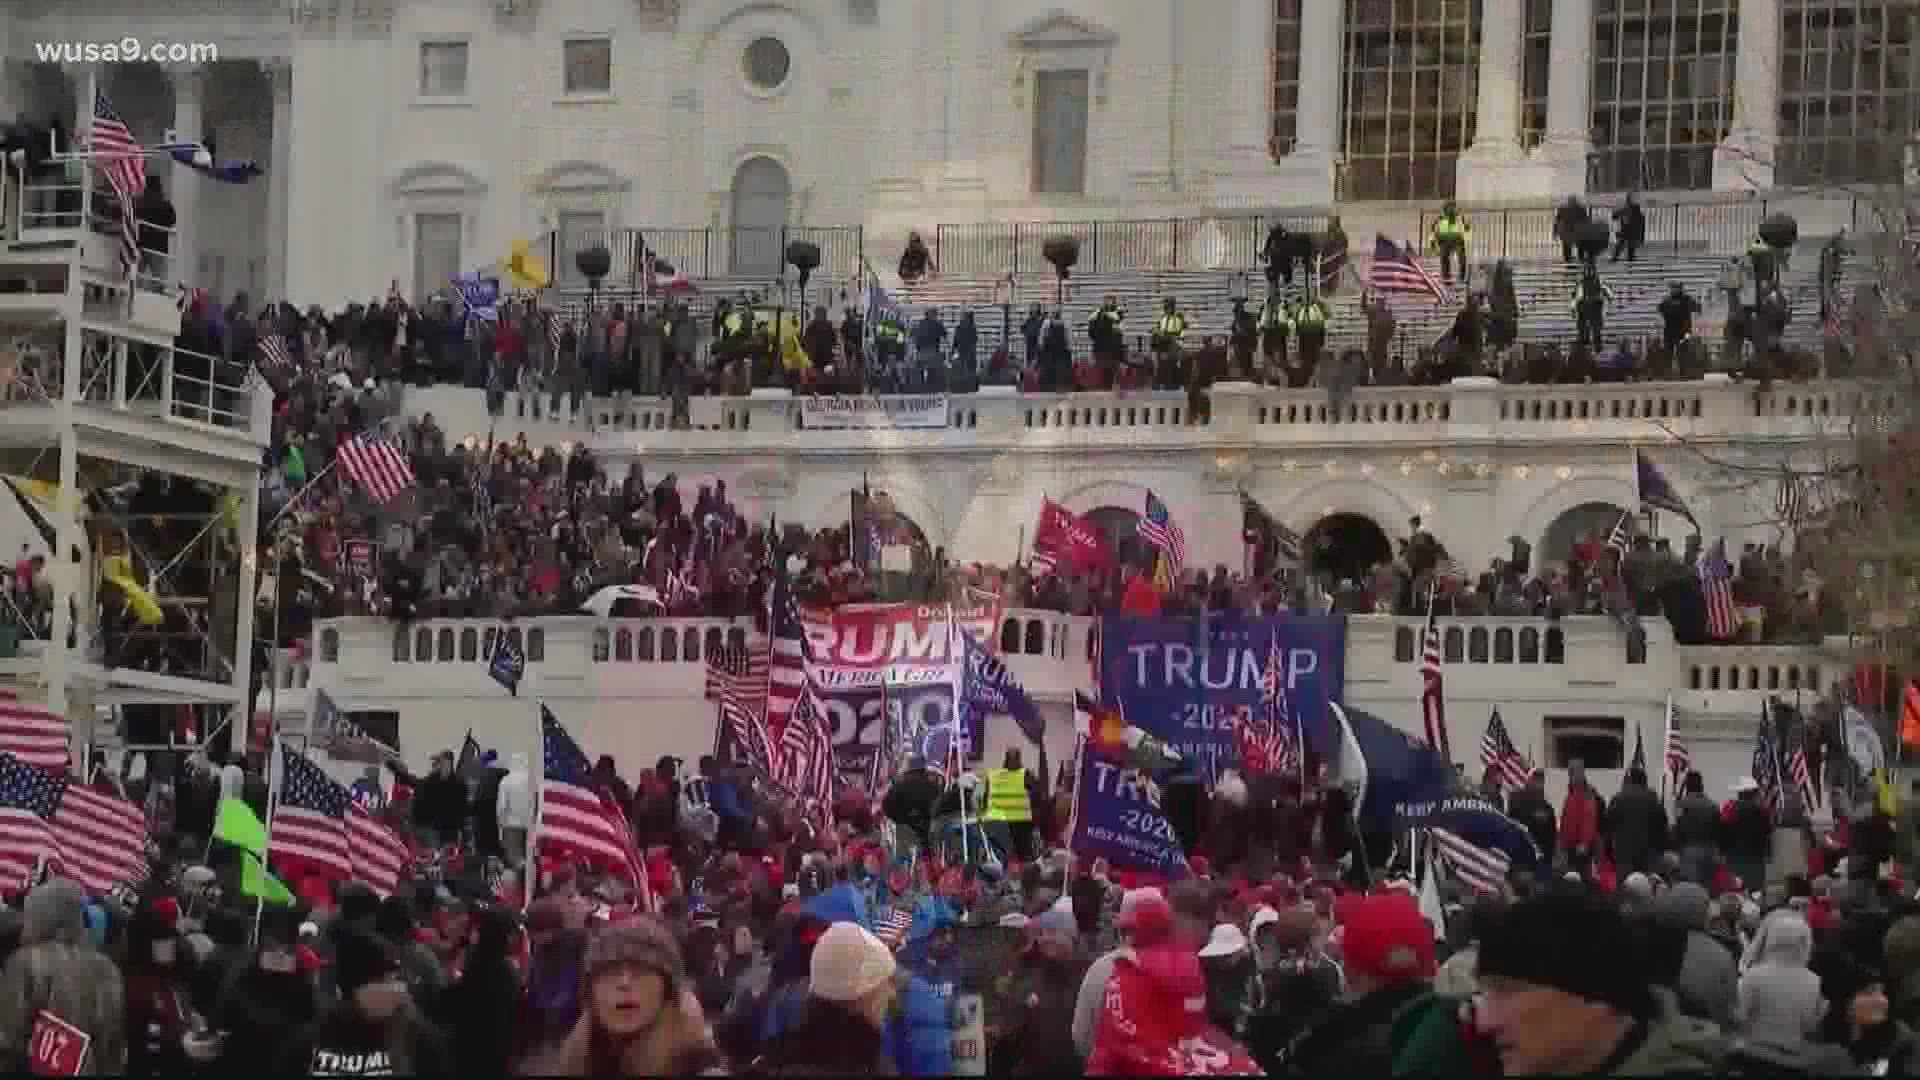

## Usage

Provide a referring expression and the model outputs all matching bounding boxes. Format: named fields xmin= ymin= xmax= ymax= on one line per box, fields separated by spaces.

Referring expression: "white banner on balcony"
xmin=797 ymin=394 xmax=950 ymax=430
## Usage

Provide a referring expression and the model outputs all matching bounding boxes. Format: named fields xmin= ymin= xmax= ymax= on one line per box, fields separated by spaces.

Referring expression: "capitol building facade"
xmin=0 ymin=0 xmax=1908 ymax=304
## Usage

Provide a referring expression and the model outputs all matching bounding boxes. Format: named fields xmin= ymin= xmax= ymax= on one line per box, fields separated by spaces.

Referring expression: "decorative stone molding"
xmin=349 ymin=0 xmax=396 ymax=34
xmin=1204 ymin=453 xmax=1251 ymax=493
xmin=735 ymin=463 xmax=792 ymax=499
xmin=1007 ymin=10 xmax=1116 ymax=109
xmin=975 ymin=454 xmax=1025 ymax=496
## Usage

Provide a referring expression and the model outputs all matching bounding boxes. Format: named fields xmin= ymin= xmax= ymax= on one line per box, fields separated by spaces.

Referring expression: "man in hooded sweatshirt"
xmin=1651 ymin=881 xmax=1738 ymax=1028
xmin=0 ymin=878 xmax=126 ymax=1074
xmin=1085 ymin=887 xmax=1261 ymax=1075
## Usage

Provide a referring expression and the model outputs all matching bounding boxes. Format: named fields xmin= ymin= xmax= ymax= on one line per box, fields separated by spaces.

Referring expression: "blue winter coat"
xmin=890 ymin=899 xmax=964 ymax=1076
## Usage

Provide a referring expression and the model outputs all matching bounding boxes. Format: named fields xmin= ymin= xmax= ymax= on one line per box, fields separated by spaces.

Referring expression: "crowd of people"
xmin=2 ymin=691 xmax=1914 ymax=1077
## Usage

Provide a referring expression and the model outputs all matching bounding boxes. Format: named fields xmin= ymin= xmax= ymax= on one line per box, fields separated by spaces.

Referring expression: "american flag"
xmin=1428 ymin=826 xmax=1511 ymax=895
xmin=1368 ymin=234 xmax=1453 ymax=305
xmin=0 ymin=697 xmax=71 ymax=774
xmin=337 ymin=432 xmax=417 ymax=504
xmin=711 ymin=645 xmax=778 ymax=779
xmin=258 ymin=335 xmax=293 ymax=372
xmin=91 ymin=89 xmax=144 ymax=277
xmin=1698 ymin=538 xmax=1738 ymax=641
xmin=1605 ymin=511 xmax=1632 ymax=560
xmin=779 ymin=684 xmax=835 ymax=815
xmin=539 ymin=706 xmax=649 ymax=905
xmin=765 ymin=553 xmax=810 ymax=745
xmin=1419 ymin=602 xmax=1451 ymax=760
xmin=1664 ymin=697 xmax=1691 ymax=783
xmin=875 ymin=905 xmax=915 ymax=948
xmin=0 ymin=754 xmax=150 ymax=895
xmin=1238 ymin=635 xmax=1300 ymax=776
xmin=271 ymin=744 xmax=408 ymax=897
xmin=1776 ymin=469 xmax=1803 ymax=528
xmin=1138 ymin=490 xmax=1186 ymax=577
xmin=1752 ymin=706 xmax=1783 ymax=816
xmin=1479 ymin=708 xmax=1531 ymax=790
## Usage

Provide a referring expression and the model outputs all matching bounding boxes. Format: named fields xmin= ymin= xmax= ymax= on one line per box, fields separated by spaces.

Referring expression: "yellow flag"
xmin=501 ymin=240 xmax=550 ymax=291
xmin=1876 ymin=767 xmax=1899 ymax=817
xmin=101 ymin=553 xmax=164 ymax=626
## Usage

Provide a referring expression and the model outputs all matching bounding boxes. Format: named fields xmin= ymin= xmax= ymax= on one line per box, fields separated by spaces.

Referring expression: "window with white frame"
xmin=1588 ymin=0 xmax=1738 ymax=192
xmin=563 ymin=37 xmax=614 ymax=96
xmin=554 ymin=211 xmax=609 ymax=286
xmin=1340 ymin=0 xmax=1482 ymax=202
xmin=1778 ymin=0 xmax=1917 ymax=186
xmin=419 ymin=41 xmax=470 ymax=97
xmin=1269 ymin=0 xmax=1306 ymax=158
xmin=412 ymin=213 xmax=463 ymax=303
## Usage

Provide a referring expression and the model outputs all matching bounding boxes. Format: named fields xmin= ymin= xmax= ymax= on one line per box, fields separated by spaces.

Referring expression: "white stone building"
xmin=2 ymin=0 xmax=1906 ymax=308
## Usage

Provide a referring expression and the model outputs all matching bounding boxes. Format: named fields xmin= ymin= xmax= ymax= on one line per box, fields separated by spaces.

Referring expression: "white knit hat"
xmin=809 ymin=922 xmax=897 ymax=1003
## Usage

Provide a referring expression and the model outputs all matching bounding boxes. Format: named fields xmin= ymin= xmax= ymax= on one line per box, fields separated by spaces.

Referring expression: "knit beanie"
xmin=809 ymin=922 xmax=896 ymax=1003
xmin=584 ymin=916 xmax=684 ymax=987
xmin=332 ymin=925 xmax=400 ymax=997
xmin=1476 ymin=892 xmax=1654 ymax=1018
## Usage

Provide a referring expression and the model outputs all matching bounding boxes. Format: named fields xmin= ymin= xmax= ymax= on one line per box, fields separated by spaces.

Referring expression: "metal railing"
xmin=5 ymin=157 xmax=179 ymax=296
xmin=1413 ymin=196 xmax=1770 ymax=262
xmin=164 ymin=346 xmax=252 ymax=429
xmin=933 ymin=213 xmax=1331 ymax=277
xmin=545 ymin=226 xmax=866 ymax=286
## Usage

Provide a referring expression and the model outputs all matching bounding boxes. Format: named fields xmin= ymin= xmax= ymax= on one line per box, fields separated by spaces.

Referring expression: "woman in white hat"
xmin=744 ymin=922 xmax=899 ymax=1076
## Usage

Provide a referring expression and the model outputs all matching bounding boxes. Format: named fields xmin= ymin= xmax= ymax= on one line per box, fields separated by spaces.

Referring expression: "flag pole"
xmin=1662 ymin=693 xmax=1675 ymax=805
xmin=524 ymin=702 xmax=541 ymax=912
xmin=949 ymin=603 xmax=971 ymax=869
xmin=255 ymin=724 xmax=283 ymax=945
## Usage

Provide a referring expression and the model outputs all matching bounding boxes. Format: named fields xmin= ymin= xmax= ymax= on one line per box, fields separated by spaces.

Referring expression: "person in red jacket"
xmin=1086 ymin=888 xmax=1261 ymax=1076
xmin=1557 ymin=758 xmax=1602 ymax=873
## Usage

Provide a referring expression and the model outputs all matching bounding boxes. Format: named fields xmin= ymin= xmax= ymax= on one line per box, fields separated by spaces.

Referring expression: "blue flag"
xmin=1067 ymin=741 xmax=1190 ymax=880
xmin=1327 ymin=701 xmax=1457 ymax=838
xmin=452 ymin=272 xmax=500 ymax=324
xmin=168 ymin=143 xmax=263 ymax=184
xmin=489 ymin=632 xmax=525 ymax=694
xmin=959 ymin=629 xmax=1045 ymax=747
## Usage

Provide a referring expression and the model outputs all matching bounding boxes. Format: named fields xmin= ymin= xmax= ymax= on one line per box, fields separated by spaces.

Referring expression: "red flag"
xmin=1029 ymin=498 xmax=1114 ymax=577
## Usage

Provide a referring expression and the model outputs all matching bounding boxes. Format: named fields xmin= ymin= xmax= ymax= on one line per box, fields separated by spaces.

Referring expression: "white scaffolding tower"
xmin=0 ymin=76 xmax=265 ymax=772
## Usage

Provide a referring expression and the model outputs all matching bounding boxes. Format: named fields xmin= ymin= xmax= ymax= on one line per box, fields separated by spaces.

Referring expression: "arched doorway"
xmin=729 ymin=156 xmax=789 ymax=278
xmin=1083 ymin=506 xmax=1154 ymax=572
xmin=1303 ymin=513 xmax=1393 ymax=584
xmin=1540 ymin=501 xmax=1631 ymax=567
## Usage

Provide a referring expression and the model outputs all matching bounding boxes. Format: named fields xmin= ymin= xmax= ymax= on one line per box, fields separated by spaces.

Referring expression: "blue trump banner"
xmin=1068 ymin=741 xmax=1190 ymax=879
xmin=814 ymin=680 xmax=982 ymax=768
xmin=1099 ymin=615 xmax=1346 ymax=776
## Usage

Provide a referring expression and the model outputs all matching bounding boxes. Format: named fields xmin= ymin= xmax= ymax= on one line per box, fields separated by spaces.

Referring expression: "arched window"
xmin=436 ymin=628 xmax=455 ymax=662
xmin=320 ymin=628 xmax=340 ymax=663
xmin=459 ymin=628 xmax=479 ymax=662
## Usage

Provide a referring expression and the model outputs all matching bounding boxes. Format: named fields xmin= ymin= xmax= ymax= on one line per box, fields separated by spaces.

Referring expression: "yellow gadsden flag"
xmin=101 ymin=553 xmax=164 ymax=626
xmin=501 ymin=240 xmax=550 ymax=291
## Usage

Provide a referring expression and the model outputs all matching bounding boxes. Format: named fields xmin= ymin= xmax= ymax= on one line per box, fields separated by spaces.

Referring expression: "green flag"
xmin=240 ymin=851 xmax=294 ymax=906
xmin=212 ymin=797 xmax=267 ymax=857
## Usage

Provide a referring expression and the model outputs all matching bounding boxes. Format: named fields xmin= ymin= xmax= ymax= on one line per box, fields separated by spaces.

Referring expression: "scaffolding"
xmin=0 ymin=74 xmax=267 ymax=771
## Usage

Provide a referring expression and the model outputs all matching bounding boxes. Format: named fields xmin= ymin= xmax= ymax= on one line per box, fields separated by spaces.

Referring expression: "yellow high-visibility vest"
xmin=982 ymin=767 xmax=1032 ymax=823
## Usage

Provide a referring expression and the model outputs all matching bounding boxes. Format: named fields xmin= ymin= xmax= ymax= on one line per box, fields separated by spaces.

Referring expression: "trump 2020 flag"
xmin=1066 ymin=737 xmax=1189 ymax=880
xmin=957 ymin=625 xmax=1045 ymax=747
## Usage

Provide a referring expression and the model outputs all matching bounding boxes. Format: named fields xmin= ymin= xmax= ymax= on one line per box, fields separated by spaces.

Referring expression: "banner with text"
xmin=798 ymin=394 xmax=951 ymax=430
xmin=1098 ymin=615 xmax=1346 ymax=777
xmin=801 ymin=601 xmax=1005 ymax=771
xmin=1068 ymin=741 xmax=1191 ymax=879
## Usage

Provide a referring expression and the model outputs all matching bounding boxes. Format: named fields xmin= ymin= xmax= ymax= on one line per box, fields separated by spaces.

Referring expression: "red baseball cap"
xmin=1338 ymin=894 xmax=1436 ymax=983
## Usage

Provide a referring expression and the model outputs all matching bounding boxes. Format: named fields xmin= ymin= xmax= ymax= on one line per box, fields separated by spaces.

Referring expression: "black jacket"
xmin=882 ymin=768 xmax=943 ymax=841
xmin=745 ymin=998 xmax=895 ymax=1077
xmin=1276 ymin=980 xmax=1430 ymax=1077
xmin=1605 ymin=783 xmax=1670 ymax=872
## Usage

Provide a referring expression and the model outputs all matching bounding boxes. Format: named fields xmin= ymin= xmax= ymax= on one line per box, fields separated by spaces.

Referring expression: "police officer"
xmin=1259 ymin=289 xmax=1291 ymax=384
xmin=981 ymin=747 xmax=1036 ymax=862
xmin=1428 ymin=201 xmax=1471 ymax=283
xmin=1152 ymin=297 xmax=1188 ymax=390
xmin=1290 ymin=295 xmax=1328 ymax=387
xmin=1087 ymin=294 xmax=1126 ymax=387
xmin=1571 ymin=268 xmax=1613 ymax=348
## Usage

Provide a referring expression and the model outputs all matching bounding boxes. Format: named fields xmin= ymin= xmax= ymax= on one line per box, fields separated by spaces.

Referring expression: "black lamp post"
xmin=785 ymin=239 xmax=820 ymax=314
xmin=1042 ymin=235 xmax=1078 ymax=310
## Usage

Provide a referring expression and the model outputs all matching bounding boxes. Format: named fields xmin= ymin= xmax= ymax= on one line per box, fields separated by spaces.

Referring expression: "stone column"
xmin=1267 ymin=0 xmax=1342 ymax=206
xmin=1541 ymin=0 xmax=1594 ymax=195
xmin=264 ymin=59 xmax=293 ymax=301
xmin=169 ymin=66 xmax=206 ymax=287
xmin=1455 ymin=0 xmax=1524 ymax=199
xmin=1714 ymin=0 xmax=1780 ymax=189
